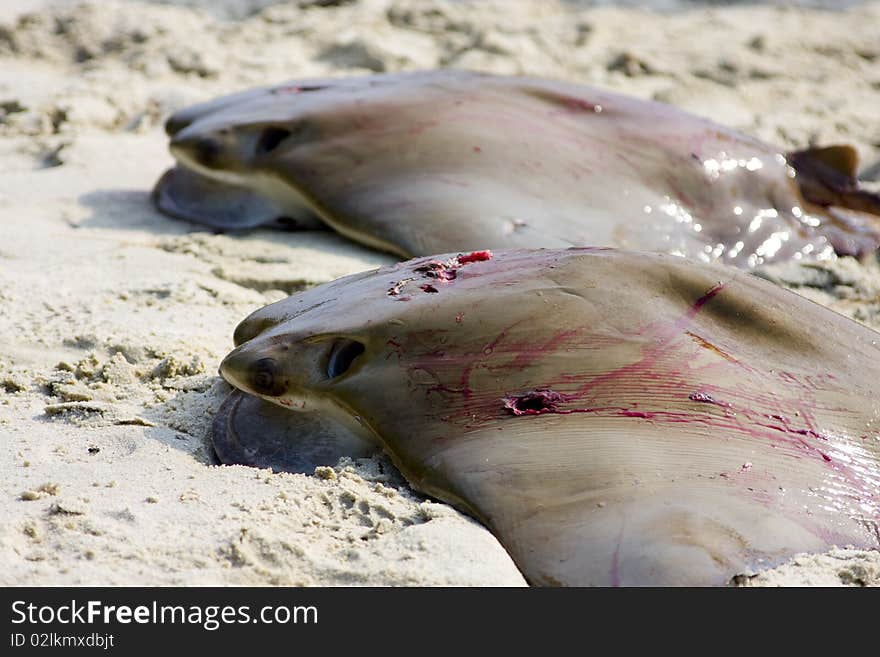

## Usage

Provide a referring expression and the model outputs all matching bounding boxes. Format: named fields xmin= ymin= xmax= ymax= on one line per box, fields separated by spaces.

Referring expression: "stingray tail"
xmin=788 ymin=145 xmax=880 ymax=216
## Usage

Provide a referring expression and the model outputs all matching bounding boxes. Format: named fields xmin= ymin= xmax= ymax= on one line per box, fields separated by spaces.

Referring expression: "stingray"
xmin=212 ymin=248 xmax=880 ymax=586
xmin=154 ymin=70 xmax=880 ymax=268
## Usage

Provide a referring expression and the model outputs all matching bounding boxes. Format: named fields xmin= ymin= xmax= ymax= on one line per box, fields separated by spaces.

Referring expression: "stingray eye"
xmin=250 ymin=358 xmax=283 ymax=396
xmin=256 ymin=126 xmax=292 ymax=156
xmin=326 ymin=339 xmax=365 ymax=379
xmin=192 ymin=137 xmax=221 ymax=167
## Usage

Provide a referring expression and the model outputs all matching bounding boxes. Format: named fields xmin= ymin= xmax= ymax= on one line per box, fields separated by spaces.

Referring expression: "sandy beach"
xmin=1 ymin=0 xmax=879 ymax=586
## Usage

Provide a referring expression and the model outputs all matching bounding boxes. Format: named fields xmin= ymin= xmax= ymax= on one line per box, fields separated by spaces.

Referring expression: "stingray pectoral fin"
xmin=411 ymin=417 xmax=872 ymax=586
xmin=210 ymin=389 xmax=377 ymax=474
xmin=300 ymin=174 xmax=577 ymax=256
xmin=152 ymin=166 xmax=323 ymax=231
xmin=502 ymin=488 xmax=839 ymax=587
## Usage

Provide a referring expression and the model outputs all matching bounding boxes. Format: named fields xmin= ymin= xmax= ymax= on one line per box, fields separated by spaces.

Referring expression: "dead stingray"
xmin=154 ymin=70 xmax=880 ymax=267
xmin=213 ymin=248 xmax=880 ymax=586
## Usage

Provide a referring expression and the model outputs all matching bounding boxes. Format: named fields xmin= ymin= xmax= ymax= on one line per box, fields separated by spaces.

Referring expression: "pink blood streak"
xmin=574 ymin=283 xmax=726 ymax=399
xmin=685 ymin=283 xmax=725 ymax=320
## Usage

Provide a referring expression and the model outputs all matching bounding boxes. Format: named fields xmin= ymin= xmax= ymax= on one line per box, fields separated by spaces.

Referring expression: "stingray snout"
xmin=170 ymin=130 xmax=227 ymax=171
xmin=220 ymin=349 xmax=287 ymax=398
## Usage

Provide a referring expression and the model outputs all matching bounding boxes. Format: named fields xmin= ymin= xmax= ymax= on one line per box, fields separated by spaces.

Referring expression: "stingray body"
xmin=214 ymin=248 xmax=880 ymax=586
xmin=155 ymin=70 xmax=880 ymax=267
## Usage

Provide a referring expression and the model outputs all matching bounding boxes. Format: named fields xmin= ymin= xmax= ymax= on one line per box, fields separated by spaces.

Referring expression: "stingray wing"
xmin=412 ymin=412 xmax=879 ymax=586
xmin=287 ymin=169 xmax=582 ymax=258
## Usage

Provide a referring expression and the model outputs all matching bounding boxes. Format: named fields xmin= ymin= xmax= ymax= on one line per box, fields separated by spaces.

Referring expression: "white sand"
xmin=1 ymin=0 xmax=878 ymax=586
